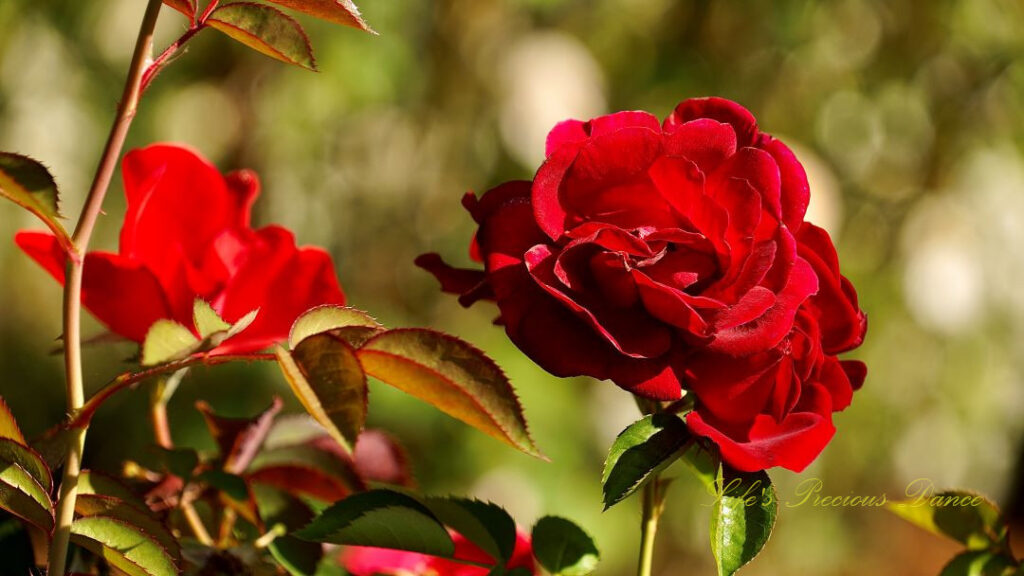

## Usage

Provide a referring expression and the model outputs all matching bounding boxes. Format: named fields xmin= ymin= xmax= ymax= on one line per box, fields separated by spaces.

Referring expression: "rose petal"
xmin=663 ymin=118 xmax=738 ymax=175
xmin=664 ymin=97 xmax=760 ymax=147
xmin=761 ymin=137 xmax=810 ymax=231
xmin=16 ymin=231 xmax=172 ymax=342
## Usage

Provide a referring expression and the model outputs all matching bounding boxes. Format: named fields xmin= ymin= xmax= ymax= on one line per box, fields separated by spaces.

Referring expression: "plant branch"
xmin=49 ymin=0 xmax=165 ymax=572
xmin=141 ymin=25 xmax=203 ymax=94
xmin=637 ymin=478 xmax=665 ymax=576
xmin=69 ymin=353 xmax=275 ymax=430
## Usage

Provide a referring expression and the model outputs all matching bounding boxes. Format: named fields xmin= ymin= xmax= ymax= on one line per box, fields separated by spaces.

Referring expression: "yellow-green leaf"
xmin=357 ymin=329 xmax=541 ymax=458
xmin=0 ymin=439 xmax=52 ymax=493
xmin=194 ymin=299 xmax=231 ymax=339
xmin=0 ymin=397 xmax=26 ymax=445
xmin=0 ymin=461 xmax=54 ymax=533
xmin=70 ymin=516 xmax=177 ymax=576
xmin=289 ymin=305 xmax=382 ymax=350
xmin=75 ymin=494 xmax=181 ymax=567
xmin=208 ymin=2 xmax=317 ymax=71
xmin=262 ymin=0 xmax=373 ymax=32
xmin=142 ymin=319 xmax=200 ymax=366
xmin=275 ymin=335 xmax=367 ymax=453
xmin=0 ymin=152 xmax=74 ymax=255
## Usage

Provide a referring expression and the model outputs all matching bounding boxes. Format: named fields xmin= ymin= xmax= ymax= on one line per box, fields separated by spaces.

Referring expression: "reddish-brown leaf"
xmin=262 ymin=0 xmax=373 ymax=32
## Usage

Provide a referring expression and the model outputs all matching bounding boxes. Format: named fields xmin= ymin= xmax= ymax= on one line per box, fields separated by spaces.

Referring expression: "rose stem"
xmin=48 ymin=0 xmax=165 ymax=572
xmin=634 ymin=395 xmax=667 ymax=576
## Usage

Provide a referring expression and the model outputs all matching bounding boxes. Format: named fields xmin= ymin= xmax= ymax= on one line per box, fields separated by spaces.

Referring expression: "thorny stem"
xmin=49 ymin=0 xmax=165 ymax=572
xmin=140 ymin=25 xmax=202 ymax=93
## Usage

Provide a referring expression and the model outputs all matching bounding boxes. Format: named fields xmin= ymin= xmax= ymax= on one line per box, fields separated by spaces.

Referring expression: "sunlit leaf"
xmin=888 ymin=490 xmax=1008 ymax=550
xmin=197 ymin=397 xmax=282 ymax=474
xmin=262 ymin=0 xmax=373 ymax=31
xmin=711 ymin=468 xmax=777 ymax=576
xmin=0 ymin=439 xmax=52 ymax=493
xmin=602 ymin=414 xmax=690 ymax=509
xmin=75 ymin=494 xmax=181 ymax=566
xmin=70 ymin=515 xmax=177 ymax=576
xmin=357 ymin=329 xmax=541 ymax=457
xmin=208 ymin=2 xmax=317 ymax=71
xmin=0 ymin=152 xmax=74 ymax=256
xmin=142 ymin=319 xmax=200 ymax=366
xmin=78 ymin=470 xmax=151 ymax=512
xmin=0 ymin=397 xmax=26 ymax=445
xmin=289 ymin=305 xmax=383 ymax=350
xmin=939 ymin=551 xmax=1018 ymax=576
xmin=0 ymin=461 xmax=54 ymax=533
xmin=531 ymin=516 xmax=600 ymax=576
xmin=423 ymin=497 xmax=516 ymax=563
xmin=194 ymin=299 xmax=231 ymax=339
xmin=295 ymin=489 xmax=455 ymax=557
xmin=275 ymin=336 xmax=367 ymax=453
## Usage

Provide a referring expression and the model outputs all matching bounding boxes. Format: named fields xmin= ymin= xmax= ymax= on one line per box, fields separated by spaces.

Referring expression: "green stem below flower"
xmin=637 ymin=477 xmax=664 ymax=576
xmin=49 ymin=1 xmax=166 ymax=572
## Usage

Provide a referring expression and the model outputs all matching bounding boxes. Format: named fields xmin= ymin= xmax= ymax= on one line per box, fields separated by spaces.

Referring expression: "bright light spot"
xmin=499 ymin=32 xmax=607 ymax=168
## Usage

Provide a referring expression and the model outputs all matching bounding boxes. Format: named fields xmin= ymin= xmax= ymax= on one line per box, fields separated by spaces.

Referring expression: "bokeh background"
xmin=2 ymin=0 xmax=1023 ymax=574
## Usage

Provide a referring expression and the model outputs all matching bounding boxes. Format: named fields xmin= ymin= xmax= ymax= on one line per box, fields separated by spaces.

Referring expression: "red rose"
xmin=418 ymin=98 xmax=826 ymax=400
xmin=15 ymin=144 xmax=345 ymax=354
xmin=342 ymin=530 xmax=536 ymax=576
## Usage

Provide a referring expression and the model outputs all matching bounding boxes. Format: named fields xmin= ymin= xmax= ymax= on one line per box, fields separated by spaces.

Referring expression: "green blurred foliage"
xmin=1 ymin=0 xmax=1023 ymax=574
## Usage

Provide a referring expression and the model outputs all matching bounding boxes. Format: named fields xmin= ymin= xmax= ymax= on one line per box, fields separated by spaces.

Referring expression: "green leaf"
xmin=939 ymin=551 xmax=1018 ymax=576
xmin=710 ymin=468 xmax=777 ymax=576
xmin=530 ymin=516 xmax=600 ymax=576
xmin=295 ymin=489 xmax=455 ymax=558
xmin=0 ymin=397 xmax=26 ymax=445
xmin=261 ymin=0 xmax=373 ymax=31
xmin=0 ymin=461 xmax=54 ymax=533
xmin=887 ymin=489 xmax=1007 ymax=550
xmin=601 ymin=414 xmax=690 ymax=509
xmin=0 ymin=152 xmax=74 ymax=255
xmin=0 ymin=438 xmax=52 ymax=493
xmin=142 ymin=319 xmax=200 ymax=366
xmin=78 ymin=470 xmax=151 ymax=512
xmin=680 ymin=442 xmax=718 ymax=495
xmin=423 ymin=497 xmax=516 ymax=563
xmin=289 ymin=305 xmax=383 ymax=350
xmin=70 ymin=515 xmax=177 ymax=576
xmin=275 ymin=335 xmax=368 ymax=453
xmin=75 ymin=494 xmax=182 ymax=566
xmin=208 ymin=2 xmax=317 ymax=71
xmin=194 ymin=299 xmax=231 ymax=339
xmin=357 ymin=329 xmax=541 ymax=458
xmin=199 ymin=470 xmax=250 ymax=502
xmin=254 ymin=485 xmax=322 ymax=576
xmin=150 ymin=446 xmax=199 ymax=480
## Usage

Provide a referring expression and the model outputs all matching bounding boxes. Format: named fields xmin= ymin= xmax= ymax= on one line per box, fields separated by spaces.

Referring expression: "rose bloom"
xmin=342 ymin=530 xmax=535 ymax=576
xmin=418 ymin=98 xmax=866 ymax=471
xmin=16 ymin=144 xmax=345 ymax=354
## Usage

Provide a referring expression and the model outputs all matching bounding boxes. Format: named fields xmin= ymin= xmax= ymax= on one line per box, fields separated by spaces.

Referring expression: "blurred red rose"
xmin=342 ymin=529 xmax=535 ymax=576
xmin=417 ymin=97 xmax=866 ymax=470
xmin=15 ymin=144 xmax=345 ymax=354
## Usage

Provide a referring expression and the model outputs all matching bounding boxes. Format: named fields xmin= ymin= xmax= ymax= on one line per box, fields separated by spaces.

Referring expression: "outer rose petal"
xmin=428 ymin=531 xmax=535 ymax=576
xmin=119 ymin=145 xmax=253 ymax=292
xmin=761 ymin=137 xmax=810 ymax=231
xmin=664 ymin=97 xmax=760 ymax=147
xmin=215 ymin=226 xmax=345 ymax=354
xmin=797 ymin=223 xmax=866 ymax=354
xmin=687 ymin=401 xmax=835 ymax=473
xmin=16 ymin=231 xmax=171 ymax=342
